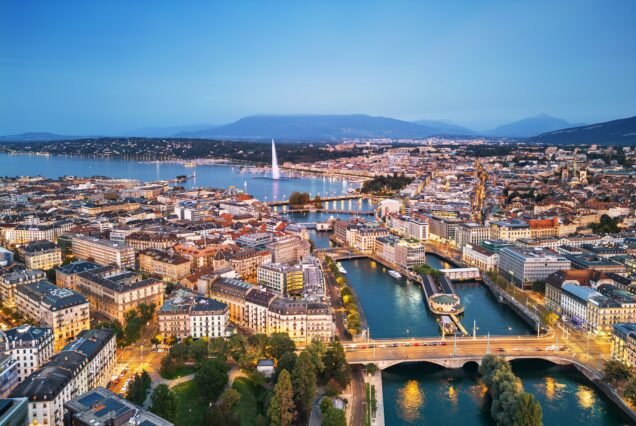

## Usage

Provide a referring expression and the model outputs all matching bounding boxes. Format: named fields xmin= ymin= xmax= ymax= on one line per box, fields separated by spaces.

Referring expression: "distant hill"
xmin=0 ymin=132 xmax=86 ymax=142
xmin=530 ymin=115 xmax=636 ymax=145
xmin=413 ymin=119 xmax=476 ymax=135
xmin=176 ymin=114 xmax=439 ymax=140
xmin=485 ymin=114 xmax=584 ymax=138
xmin=124 ymin=124 xmax=217 ymax=138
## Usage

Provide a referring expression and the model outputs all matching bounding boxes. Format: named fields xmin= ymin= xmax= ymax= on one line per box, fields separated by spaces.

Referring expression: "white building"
xmin=498 ymin=246 xmax=571 ymax=288
xmin=462 ymin=244 xmax=499 ymax=272
xmin=3 ymin=325 xmax=54 ymax=383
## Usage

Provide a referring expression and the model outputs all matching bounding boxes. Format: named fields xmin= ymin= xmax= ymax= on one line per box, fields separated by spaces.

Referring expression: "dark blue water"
xmin=0 ymin=153 xmax=359 ymax=201
xmin=383 ymin=360 xmax=630 ymax=425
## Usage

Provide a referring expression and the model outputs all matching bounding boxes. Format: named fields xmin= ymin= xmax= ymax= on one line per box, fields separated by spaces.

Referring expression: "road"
xmin=350 ymin=365 xmax=365 ymax=426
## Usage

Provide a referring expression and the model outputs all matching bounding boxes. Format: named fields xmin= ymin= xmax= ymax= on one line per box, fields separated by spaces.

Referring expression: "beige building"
xmin=257 ymin=263 xmax=304 ymax=296
xmin=612 ymin=323 xmax=636 ymax=368
xmin=139 ymin=248 xmax=191 ymax=281
xmin=75 ymin=266 xmax=164 ymax=323
xmin=207 ymin=277 xmax=252 ymax=325
xmin=229 ymin=249 xmax=272 ymax=281
xmin=462 ymin=244 xmax=499 ymax=272
xmin=19 ymin=240 xmax=62 ymax=270
xmin=265 ymin=237 xmax=311 ymax=265
xmin=455 ymin=223 xmax=491 ymax=248
xmin=15 ymin=280 xmax=90 ymax=351
xmin=71 ymin=235 xmax=135 ymax=269
xmin=158 ymin=289 xmax=230 ymax=340
xmin=0 ymin=269 xmax=46 ymax=306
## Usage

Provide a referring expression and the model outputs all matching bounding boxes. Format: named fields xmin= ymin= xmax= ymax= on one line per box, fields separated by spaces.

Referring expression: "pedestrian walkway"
xmin=366 ymin=370 xmax=385 ymax=426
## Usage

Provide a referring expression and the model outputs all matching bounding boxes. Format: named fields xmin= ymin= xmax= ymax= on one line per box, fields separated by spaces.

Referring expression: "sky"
xmin=1 ymin=0 xmax=635 ymax=135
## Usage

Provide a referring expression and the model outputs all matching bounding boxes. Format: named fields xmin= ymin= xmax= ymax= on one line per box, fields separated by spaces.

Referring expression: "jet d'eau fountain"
xmin=271 ymin=139 xmax=281 ymax=180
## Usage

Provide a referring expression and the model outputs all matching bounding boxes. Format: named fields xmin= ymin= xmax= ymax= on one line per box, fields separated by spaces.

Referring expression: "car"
xmin=413 ymin=342 xmax=420 ymax=346
xmin=496 ymin=348 xmax=505 ymax=352
xmin=390 ymin=343 xmax=399 ymax=348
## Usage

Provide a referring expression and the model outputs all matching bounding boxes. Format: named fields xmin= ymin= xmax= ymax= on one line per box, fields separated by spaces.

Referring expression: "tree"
xmin=194 ymin=359 xmax=230 ymax=402
xmin=323 ymin=339 xmax=351 ymax=388
xmin=623 ymin=378 xmax=636 ymax=405
xmin=603 ymin=359 xmax=633 ymax=385
xmin=323 ymin=407 xmax=346 ymax=426
xmin=227 ymin=333 xmax=248 ymax=362
xmin=306 ymin=340 xmax=326 ymax=376
xmin=513 ymin=392 xmax=542 ymax=426
xmin=289 ymin=191 xmax=311 ymax=206
xmin=205 ymin=388 xmax=241 ymax=426
xmin=160 ymin=354 xmax=177 ymax=377
xmin=268 ymin=369 xmax=296 ymax=426
xmin=189 ymin=338 xmax=209 ymax=364
xmin=126 ymin=371 xmax=151 ymax=405
xmin=149 ymin=384 xmax=177 ymax=423
xmin=138 ymin=302 xmax=156 ymax=322
xmin=541 ymin=311 xmax=559 ymax=327
xmin=209 ymin=337 xmax=228 ymax=358
xmin=365 ymin=363 xmax=379 ymax=376
xmin=267 ymin=333 xmax=296 ymax=361
xmin=169 ymin=341 xmax=189 ymax=363
xmin=276 ymin=352 xmax=298 ymax=379
xmin=292 ymin=352 xmax=317 ymax=419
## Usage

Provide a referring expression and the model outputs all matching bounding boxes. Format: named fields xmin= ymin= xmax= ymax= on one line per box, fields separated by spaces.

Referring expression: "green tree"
xmin=125 ymin=371 xmax=151 ymax=405
xmin=194 ymin=359 xmax=230 ymax=402
xmin=365 ymin=363 xmax=379 ymax=376
xmin=267 ymin=333 xmax=296 ymax=361
xmin=169 ymin=341 xmax=189 ymax=363
xmin=189 ymin=338 xmax=209 ymax=364
xmin=323 ymin=407 xmax=346 ymax=426
xmin=306 ymin=340 xmax=326 ymax=376
xmin=205 ymin=388 xmax=241 ymax=426
xmin=138 ymin=302 xmax=156 ymax=322
xmin=209 ymin=337 xmax=228 ymax=358
xmin=227 ymin=333 xmax=248 ymax=362
xmin=149 ymin=384 xmax=177 ymax=423
xmin=541 ymin=311 xmax=559 ymax=327
xmin=292 ymin=352 xmax=317 ymax=419
xmin=323 ymin=339 xmax=351 ymax=388
xmin=160 ymin=355 xmax=177 ymax=377
xmin=276 ymin=352 xmax=298 ymax=379
xmin=603 ymin=359 xmax=633 ymax=385
xmin=623 ymin=377 xmax=636 ymax=405
xmin=268 ymin=369 xmax=296 ymax=426
xmin=513 ymin=392 xmax=542 ymax=426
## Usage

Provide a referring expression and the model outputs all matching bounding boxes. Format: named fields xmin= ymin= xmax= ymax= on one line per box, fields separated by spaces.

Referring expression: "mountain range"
xmin=1 ymin=113 xmax=634 ymax=144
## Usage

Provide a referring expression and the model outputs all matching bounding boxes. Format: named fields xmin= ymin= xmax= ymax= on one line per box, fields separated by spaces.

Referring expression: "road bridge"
xmin=267 ymin=194 xmax=363 ymax=206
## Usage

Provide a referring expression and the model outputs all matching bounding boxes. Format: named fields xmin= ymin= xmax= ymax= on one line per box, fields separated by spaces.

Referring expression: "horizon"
xmin=1 ymin=1 xmax=636 ymax=135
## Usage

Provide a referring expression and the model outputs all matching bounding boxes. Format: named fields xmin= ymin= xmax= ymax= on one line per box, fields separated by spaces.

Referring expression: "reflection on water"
xmin=397 ymin=380 xmax=424 ymax=423
xmin=576 ymin=385 xmax=596 ymax=410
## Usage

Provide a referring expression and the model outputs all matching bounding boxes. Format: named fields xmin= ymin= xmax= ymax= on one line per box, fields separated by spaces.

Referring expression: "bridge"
xmin=266 ymin=194 xmax=363 ymax=206
xmin=278 ymin=208 xmax=375 ymax=215
xmin=440 ymin=267 xmax=480 ymax=280
xmin=342 ymin=334 xmax=590 ymax=370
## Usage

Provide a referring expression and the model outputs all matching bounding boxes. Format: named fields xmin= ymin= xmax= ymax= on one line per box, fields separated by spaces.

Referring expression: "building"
xmin=0 ymin=356 xmax=18 ymax=399
xmin=387 ymin=215 xmax=429 ymax=242
xmin=498 ymin=246 xmax=571 ymax=288
xmin=61 ymin=329 xmax=116 ymax=389
xmin=0 ymin=270 xmax=46 ymax=306
xmin=455 ymin=223 xmax=491 ymax=248
xmin=257 ymin=263 xmax=304 ymax=296
xmin=64 ymin=386 xmax=173 ymax=426
xmin=158 ymin=290 xmax=230 ymax=340
xmin=18 ymin=241 xmax=62 ymax=271
xmin=0 ymin=397 xmax=28 ymax=426
xmin=75 ymin=267 xmax=164 ymax=324
xmin=207 ymin=277 xmax=252 ymax=325
xmin=138 ymin=248 xmax=191 ymax=281
xmin=612 ymin=323 xmax=636 ymax=368
xmin=0 ymin=247 xmax=13 ymax=268
xmin=9 ymin=329 xmax=117 ymax=426
xmin=374 ymin=236 xmax=426 ymax=270
xmin=54 ymin=261 xmax=101 ymax=291
xmin=3 ymin=220 xmax=73 ymax=246
xmin=71 ymin=235 xmax=135 ymax=269
xmin=490 ymin=220 xmax=531 ymax=242
xmin=352 ymin=226 xmax=389 ymax=254
xmin=265 ymin=237 xmax=310 ymax=265
xmin=562 ymin=253 xmax=627 ymax=275
xmin=462 ymin=244 xmax=499 ymax=272
xmin=228 ymin=249 xmax=272 ymax=281
xmin=3 ymin=326 xmax=54 ymax=383
xmin=15 ymin=281 xmax=90 ymax=351
xmin=427 ymin=215 xmax=462 ymax=243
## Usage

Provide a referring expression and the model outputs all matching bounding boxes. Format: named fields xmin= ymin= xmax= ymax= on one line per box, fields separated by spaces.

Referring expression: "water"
xmin=341 ymin=256 xmax=532 ymax=339
xmin=0 ymin=153 xmax=357 ymax=201
xmin=383 ymin=360 xmax=631 ymax=425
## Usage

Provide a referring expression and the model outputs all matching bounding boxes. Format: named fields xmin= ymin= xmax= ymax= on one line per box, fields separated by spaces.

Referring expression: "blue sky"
xmin=1 ymin=0 xmax=635 ymax=134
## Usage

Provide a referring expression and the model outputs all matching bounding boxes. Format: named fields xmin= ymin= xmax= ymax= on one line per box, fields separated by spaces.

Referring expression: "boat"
xmin=336 ymin=262 xmax=347 ymax=274
xmin=388 ymin=270 xmax=402 ymax=279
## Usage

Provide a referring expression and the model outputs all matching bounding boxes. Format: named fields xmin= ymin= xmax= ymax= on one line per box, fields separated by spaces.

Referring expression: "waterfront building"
xmin=0 ymin=356 xmax=18 ymax=399
xmin=15 ymin=281 xmax=90 ymax=351
xmin=9 ymin=329 xmax=116 ymax=426
xmin=3 ymin=326 xmax=54 ymax=383
xmin=71 ymin=235 xmax=135 ymax=269
xmin=158 ymin=289 xmax=230 ymax=340
xmin=265 ymin=236 xmax=311 ymax=264
xmin=612 ymin=323 xmax=636 ymax=368
xmin=387 ymin=215 xmax=429 ymax=241
xmin=352 ymin=226 xmax=389 ymax=254
xmin=75 ymin=266 xmax=164 ymax=324
xmin=498 ymin=246 xmax=571 ymax=288
xmin=0 ymin=397 xmax=28 ymax=425
xmin=374 ymin=235 xmax=426 ymax=270
xmin=257 ymin=263 xmax=304 ymax=296
xmin=138 ymin=248 xmax=191 ymax=281
xmin=462 ymin=244 xmax=499 ymax=272
xmin=64 ymin=386 xmax=173 ymax=426
xmin=18 ymin=240 xmax=62 ymax=271
xmin=455 ymin=223 xmax=492 ymax=248
xmin=54 ymin=260 xmax=101 ymax=291
xmin=0 ymin=269 xmax=46 ymax=306
xmin=426 ymin=215 xmax=462 ymax=243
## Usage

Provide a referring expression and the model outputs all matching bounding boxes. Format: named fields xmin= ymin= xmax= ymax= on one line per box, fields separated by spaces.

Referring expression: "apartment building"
xmin=490 ymin=220 xmax=531 ymax=242
xmin=158 ymin=290 xmax=230 ymax=340
xmin=228 ymin=249 xmax=272 ymax=281
xmin=0 ymin=269 xmax=46 ymax=306
xmin=71 ymin=235 xmax=135 ymax=269
xmin=462 ymin=244 xmax=499 ymax=272
xmin=75 ymin=266 xmax=164 ymax=324
xmin=352 ymin=226 xmax=389 ymax=254
xmin=612 ymin=323 xmax=636 ymax=367
xmin=257 ymin=263 xmax=304 ymax=296
xmin=498 ymin=246 xmax=571 ymax=288
xmin=54 ymin=260 xmax=102 ymax=291
xmin=374 ymin=236 xmax=426 ymax=270
xmin=207 ymin=277 xmax=252 ymax=324
xmin=3 ymin=325 xmax=54 ymax=383
xmin=19 ymin=240 xmax=62 ymax=271
xmin=138 ymin=248 xmax=191 ymax=281
xmin=9 ymin=329 xmax=116 ymax=426
xmin=265 ymin=237 xmax=311 ymax=265
xmin=0 ymin=356 xmax=18 ymax=399
xmin=455 ymin=223 xmax=491 ymax=248
xmin=3 ymin=220 xmax=73 ymax=246
xmin=15 ymin=281 xmax=90 ymax=351
xmin=387 ymin=215 xmax=429 ymax=242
